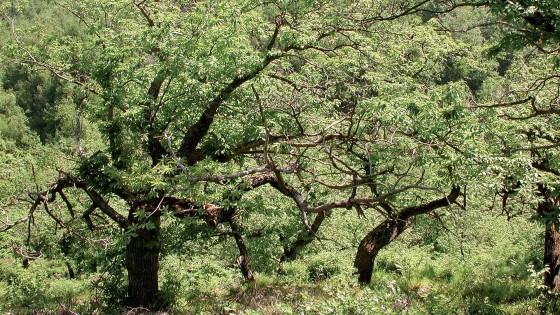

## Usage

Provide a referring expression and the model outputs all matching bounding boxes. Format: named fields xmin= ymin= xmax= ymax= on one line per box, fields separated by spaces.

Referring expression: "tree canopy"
xmin=2 ymin=0 xmax=560 ymax=313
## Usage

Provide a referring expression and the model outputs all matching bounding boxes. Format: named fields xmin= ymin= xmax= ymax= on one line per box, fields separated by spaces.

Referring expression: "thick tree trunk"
xmin=354 ymin=218 xmax=411 ymax=283
xmin=125 ymin=217 xmax=162 ymax=309
xmin=354 ymin=187 xmax=460 ymax=283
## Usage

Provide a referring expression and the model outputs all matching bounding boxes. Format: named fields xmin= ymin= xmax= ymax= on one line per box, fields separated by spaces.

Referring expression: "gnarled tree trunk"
xmin=354 ymin=217 xmax=411 ymax=283
xmin=125 ymin=216 xmax=162 ymax=309
xmin=354 ymin=187 xmax=460 ymax=283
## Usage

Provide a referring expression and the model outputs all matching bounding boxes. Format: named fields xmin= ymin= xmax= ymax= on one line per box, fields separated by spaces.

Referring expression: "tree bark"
xmin=354 ymin=187 xmax=460 ymax=283
xmin=537 ymin=184 xmax=560 ymax=293
xmin=125 ymin=217 xmax=162 ymax=309
xmin=544 ymin=222 xmax=560 ymax=292
xmin=65 ymin=262 xmax=75 ymax=279
xmin=230 ymin=220 xmax=255 ymax=282
xmin=354 ymin=217 xmax=411 ymax=283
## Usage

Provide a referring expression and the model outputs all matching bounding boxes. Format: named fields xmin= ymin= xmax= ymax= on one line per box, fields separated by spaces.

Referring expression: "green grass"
xmin=0 ymin=210 xmax=547 ymax=314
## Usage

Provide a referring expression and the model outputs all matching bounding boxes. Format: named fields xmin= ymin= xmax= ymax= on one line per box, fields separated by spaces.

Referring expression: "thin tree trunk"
xmin=281 ymin=211 xmax=326 ymax=262
xmin=230 ymin=220 xmax=255 ymax=282
xmin=354 ymin=187 xmax=460 ymax=284
xmin=65 ymin=262 xmax=75 ymax=279
xmin=125 ymin=216 xmax=162 ymax=309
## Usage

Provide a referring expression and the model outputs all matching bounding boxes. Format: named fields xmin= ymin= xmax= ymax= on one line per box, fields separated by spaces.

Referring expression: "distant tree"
xmin=468 ymin=0 xmax=560 ymax=298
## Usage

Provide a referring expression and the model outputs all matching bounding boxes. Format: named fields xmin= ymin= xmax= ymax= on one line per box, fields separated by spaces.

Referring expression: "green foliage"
xmin=159 ymin=254 xmax=239 ymax=312
xmin=1 ymin=0 xmax=559 ymax=313
xmin=0 ymin=257 xmax=90 ymax=314
xmin=2 ymin=66 xmax=63 ymax=143
xmin=488 ymin=0 xmax=560 ymax=52
xmin=466 ymin=300 xmax=505 ymax=315
xmin=0 ymin=89 xmax=37 ymax=147
xmin=306 ymin=252 xmax=343 ymax=282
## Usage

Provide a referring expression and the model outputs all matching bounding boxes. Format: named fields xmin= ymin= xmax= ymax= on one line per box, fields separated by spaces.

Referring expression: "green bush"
xmin=278 ymin=260 xmax=308 ymax=284
xmin=0 ymin=257 xmax=91 ymax=313
xmin=46 ymin=278 xmax=89 ymax=312
xmin=306 ymin=252 xmax=342 ymax=282
xmin=466 ymin=300 xmax=505 ymax=315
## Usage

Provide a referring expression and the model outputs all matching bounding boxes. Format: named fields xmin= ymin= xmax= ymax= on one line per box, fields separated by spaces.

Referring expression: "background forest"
xmin=0 ymin=0 xmax=559 ymax=314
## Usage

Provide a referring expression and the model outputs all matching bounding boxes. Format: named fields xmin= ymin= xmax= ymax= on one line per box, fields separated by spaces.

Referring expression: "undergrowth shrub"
xmin=306 ymin=252 xmax=342 ymax=282
xmin=0 ymin=257 xmax=90 ymax=313
xmin=160 ymin=254 xmax=238 ymax=312
xmin=466 ymin=299 xmax=505 ymax=315
xmin=278 ymin=260 xmax=308 ymax=283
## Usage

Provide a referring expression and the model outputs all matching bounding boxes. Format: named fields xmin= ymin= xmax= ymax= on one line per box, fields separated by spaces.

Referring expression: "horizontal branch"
xmin=0 ymin=211 xmax=33 ymax=232
xmin=467 ymin=96 xmax=534 ymax=109
xmin=187 ymin=165 xmax=270 ymax=186
xmin=399 ymin=186 xmax=460 ymax=218
xmin=533 ymin=159 xmax=560 ymax=177
xmin=3 ymin=171 xmax=130 ymax=234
